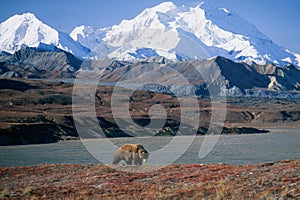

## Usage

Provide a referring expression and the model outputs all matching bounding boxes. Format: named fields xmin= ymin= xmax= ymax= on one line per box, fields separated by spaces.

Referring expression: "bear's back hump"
xmin=120 ymin=144 xmax=141 ymax=152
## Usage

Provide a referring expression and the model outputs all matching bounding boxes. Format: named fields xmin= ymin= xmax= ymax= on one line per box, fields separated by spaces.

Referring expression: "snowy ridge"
xmin=0 ymin=13 xmax=90 ymax=58
xmin=70 ymin=1 xmax=299 ymax=66
xmin=70 ymin=25 xmax=109 ymax=50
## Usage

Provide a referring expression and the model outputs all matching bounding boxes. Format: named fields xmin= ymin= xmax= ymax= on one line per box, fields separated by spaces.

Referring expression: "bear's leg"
xmin=125 ymin=158 xmax=133 ymax=165
xmin=133 ymin=159 xmax=142 ymax=166
xmin=112 ymin=154 xmax=121 ymax=165
xmin=133 ymin=153 xmax=143 ymax=166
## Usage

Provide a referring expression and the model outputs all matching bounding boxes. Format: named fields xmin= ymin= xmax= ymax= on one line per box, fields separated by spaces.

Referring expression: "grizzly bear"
xmin=112 ymin=144 xmax=149 ymax=165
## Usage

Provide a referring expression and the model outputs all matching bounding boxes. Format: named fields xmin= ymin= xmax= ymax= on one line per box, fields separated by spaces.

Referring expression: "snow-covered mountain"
xmin=0 ymin=13 xmax=90 ymax=58
xmin=70 ymin=25 xmax=109 ymax=51
xmin=70 ymin=2 xmax=300 ymax=66
xmin=1 ymin=2 xmax=299 ymax=66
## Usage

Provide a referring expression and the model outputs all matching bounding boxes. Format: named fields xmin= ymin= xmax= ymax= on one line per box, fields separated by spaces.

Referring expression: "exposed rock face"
xmin=76 ymin=56 xmax=300 ymax=97
xmin=0 ymin=45 xmax=82 ymax=79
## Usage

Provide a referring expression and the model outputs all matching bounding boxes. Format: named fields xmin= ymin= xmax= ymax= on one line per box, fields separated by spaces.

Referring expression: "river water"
xmin=0 ymin=129 xmax=299 ymax=167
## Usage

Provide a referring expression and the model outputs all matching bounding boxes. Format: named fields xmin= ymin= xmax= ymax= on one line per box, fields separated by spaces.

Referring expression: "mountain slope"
xmin=0 ymin=13 xmax=90 ymax=58
xmin=0 ymin=45 xmax=82 ymax=78
xmin=70 ymin=2 xmax=300 ymax=66
xmin=75 ymin=56 xmax=300 ymax=97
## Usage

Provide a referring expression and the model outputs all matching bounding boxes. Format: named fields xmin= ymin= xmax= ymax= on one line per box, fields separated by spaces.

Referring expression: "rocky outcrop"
xmin=0 ymin=124 xmax=77 ymax=145
xmin=197 ymin=127 xmax=269 ymax=135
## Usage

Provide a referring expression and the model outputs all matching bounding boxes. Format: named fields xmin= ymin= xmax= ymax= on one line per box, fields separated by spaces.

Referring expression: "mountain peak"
xmin=8 ymin=12 xmax=38 ymax=22
xmin=6 ymin=12 xmax=42 ymax=26
xmin=150 ymin=1 xmax=177 ymax=13
xmin=70 ymin=25 xmax=89 ymax=40
xmin=19 ymin=12 xmax=37 ymax=20
xmin=0 ymin=13 xmax=89 ymax=58
xmin=0 ymin=13 xmax=57 ymax=53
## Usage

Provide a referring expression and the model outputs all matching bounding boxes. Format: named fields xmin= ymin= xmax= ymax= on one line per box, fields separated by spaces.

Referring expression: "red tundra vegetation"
xmin=0 ymin=160 xmax=299 ymax=199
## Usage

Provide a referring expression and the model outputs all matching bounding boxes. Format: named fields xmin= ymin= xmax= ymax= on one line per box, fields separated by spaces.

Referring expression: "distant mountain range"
xmin=0 ymin=2 xmax=299 ymax=66
xmin=1 ymin=45 xmax=299 ymax=98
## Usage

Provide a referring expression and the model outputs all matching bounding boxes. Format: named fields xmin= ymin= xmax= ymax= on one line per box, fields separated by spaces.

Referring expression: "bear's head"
xmin=135 ymin=144 xmax=149 ymax=163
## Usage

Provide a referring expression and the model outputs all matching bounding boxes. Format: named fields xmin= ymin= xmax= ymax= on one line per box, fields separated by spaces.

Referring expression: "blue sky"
xmin=1 ymin=0 xmax=299 ymax=52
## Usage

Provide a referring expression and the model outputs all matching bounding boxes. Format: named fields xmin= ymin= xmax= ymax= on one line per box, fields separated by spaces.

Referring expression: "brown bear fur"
xmin=112 ymin=144 xmax=149 ymax=165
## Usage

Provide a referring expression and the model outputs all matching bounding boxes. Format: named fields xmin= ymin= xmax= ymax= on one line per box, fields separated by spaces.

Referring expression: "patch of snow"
xmin=70 ymin=25 xmax=86 ymax=40
xmin=282 ymin=57 xmax=292 ymax=63
xmin=295 ymin=54 xmax=300 ymax=67
xmin=286 ymin=49 xmax=300 ymax=67
xmin=268 ymin=76 xmax=286 ymax=91
xmin=219 ymin=8 xmax=230 ymax=14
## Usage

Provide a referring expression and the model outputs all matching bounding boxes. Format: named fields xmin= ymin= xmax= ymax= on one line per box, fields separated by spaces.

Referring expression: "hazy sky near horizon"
xmin=1 ymin=0 xmax=299 ymax=52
